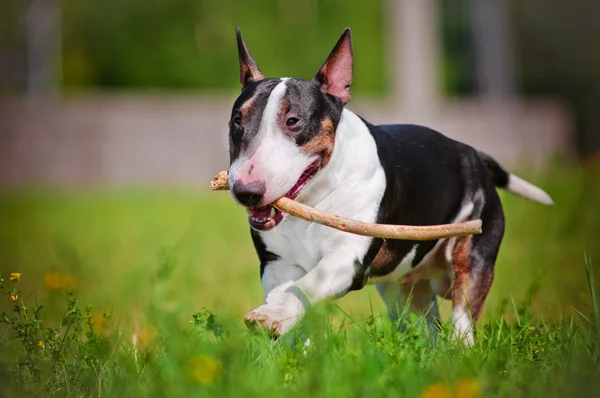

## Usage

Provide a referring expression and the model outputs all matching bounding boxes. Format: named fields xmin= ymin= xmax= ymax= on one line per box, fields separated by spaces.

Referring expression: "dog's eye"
xmin=233 ymin=116 xmax=242 ymax=126
xmin=286 ymin=117 xmax=299 ymax=127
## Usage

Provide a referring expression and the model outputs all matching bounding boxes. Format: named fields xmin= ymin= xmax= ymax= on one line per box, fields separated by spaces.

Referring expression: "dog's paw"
xmin=244 ymin=310 xmax=280 ymax=335
xmin=244 ymin=305 xmax=300 ymax=337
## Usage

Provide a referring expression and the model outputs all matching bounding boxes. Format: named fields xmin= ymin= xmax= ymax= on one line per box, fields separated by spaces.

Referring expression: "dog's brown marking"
xmin=320 ymin=117 xmax=335 ymax=135
xmin=277 ymin=99 xmax=293 ymax=130
xmin=450 ymin=235 xmax=473 ymax=304
xmin=240 ymin=96 xmax=257 ymax=118
xmin=371 ymin=242 xmax=401 ymax=275
xmin=452 ymin=235 xmax=472 ymax=278
xmin=279 ymin=98 xmax=290 ymax=116
xmin=450 ymin=235 xmax=493 ymax=323
xmin=300 ymin=117 xmax=336 ymax=167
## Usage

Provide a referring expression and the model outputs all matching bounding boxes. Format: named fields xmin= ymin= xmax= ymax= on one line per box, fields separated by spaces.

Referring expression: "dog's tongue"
xmin=249 ymin=206 xmax=273 ymax=217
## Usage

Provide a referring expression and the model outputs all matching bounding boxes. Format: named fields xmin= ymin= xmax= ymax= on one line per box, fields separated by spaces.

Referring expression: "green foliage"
xmin=61 ymin=0 xmax=386 ymax=94
xmin=2 ymin=278 xmax=600 ymax=396
xmin=191 ymin=308 xmax=222 ymax=337
xmin=0 ymin=278 xmax=114 ymax=395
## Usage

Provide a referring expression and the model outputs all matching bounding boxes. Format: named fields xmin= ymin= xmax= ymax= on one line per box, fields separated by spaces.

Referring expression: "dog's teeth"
xmin=270 ymin=208 xmax=276 ymax=217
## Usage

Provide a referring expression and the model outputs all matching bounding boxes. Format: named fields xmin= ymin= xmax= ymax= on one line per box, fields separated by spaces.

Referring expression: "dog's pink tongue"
xmin=250 ymin=206 xmax=273 ymax=217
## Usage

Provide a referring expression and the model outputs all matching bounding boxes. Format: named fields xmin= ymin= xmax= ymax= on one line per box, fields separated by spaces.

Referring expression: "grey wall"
xmin=0 ymin=95 xmax=573 ymax=190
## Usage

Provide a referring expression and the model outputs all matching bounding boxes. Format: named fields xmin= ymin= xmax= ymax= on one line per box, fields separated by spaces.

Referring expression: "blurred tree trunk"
xmin=468 ymin=0 xmax=515 ymax=100
xmin=27 ymin=0 xmax=61 ymax=98
xmin=392 ymin=0 xmax=440 ymax=110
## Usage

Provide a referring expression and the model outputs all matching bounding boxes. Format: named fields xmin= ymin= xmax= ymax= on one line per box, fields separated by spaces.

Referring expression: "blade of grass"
xmin=510 ymin=295 xmax=521 ymax=326
xmin=583 ymin=253 xmax=600 ymax=358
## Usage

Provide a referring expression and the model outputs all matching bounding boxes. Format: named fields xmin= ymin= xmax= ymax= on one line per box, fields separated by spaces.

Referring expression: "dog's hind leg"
xmin=450 ymin=208 xmax=503 ymax=346
xmin=376 ymin=279 xmax=440 ymax=334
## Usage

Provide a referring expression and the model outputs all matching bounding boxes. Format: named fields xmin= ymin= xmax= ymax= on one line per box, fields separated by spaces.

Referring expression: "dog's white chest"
xmin=261 ymin=218 xmax=327 ymax=271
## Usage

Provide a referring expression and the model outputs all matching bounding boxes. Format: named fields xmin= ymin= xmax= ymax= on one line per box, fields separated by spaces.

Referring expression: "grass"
xmin=0 ymin=162 xmax=599 ymax=397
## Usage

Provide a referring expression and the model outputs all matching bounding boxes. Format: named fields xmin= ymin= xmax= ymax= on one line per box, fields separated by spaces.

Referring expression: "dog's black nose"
xmin=232 ymin=180 xmax=266 ymax=207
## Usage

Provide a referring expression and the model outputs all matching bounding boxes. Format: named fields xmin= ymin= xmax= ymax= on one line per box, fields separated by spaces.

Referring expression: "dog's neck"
xmin=295 ymin=108 xmax=381 ymax=209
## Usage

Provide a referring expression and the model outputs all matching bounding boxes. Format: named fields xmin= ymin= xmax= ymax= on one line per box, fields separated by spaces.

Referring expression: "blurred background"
xmin=0 ymin=0 xmax=599 ymax=328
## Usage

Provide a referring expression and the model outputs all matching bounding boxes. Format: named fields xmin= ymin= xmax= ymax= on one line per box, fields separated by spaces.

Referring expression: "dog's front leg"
xmin=246 ymin=247 xmax=359 ymax=336
xmin=245 ymin=258 xmax=307 ymax=335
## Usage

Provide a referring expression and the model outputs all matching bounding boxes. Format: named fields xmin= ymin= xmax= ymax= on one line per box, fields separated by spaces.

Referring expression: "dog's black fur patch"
xmin=348 ymin=122 xmax=505 ymax=284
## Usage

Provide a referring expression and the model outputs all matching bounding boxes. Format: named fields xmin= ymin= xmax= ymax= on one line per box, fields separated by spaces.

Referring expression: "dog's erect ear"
xmin=236 ymin=27 xmax=265 ymax=89
xmin=314 ymin=28 xmax=353 ymax=104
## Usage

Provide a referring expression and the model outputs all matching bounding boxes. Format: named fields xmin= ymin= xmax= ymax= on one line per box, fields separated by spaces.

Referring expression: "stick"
xmin=210 ymin=171 xmax=482 ymax=241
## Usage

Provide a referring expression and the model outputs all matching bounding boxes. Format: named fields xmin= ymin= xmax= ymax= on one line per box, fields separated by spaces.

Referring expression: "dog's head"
xmin=228 ymin=28 xmax=354 ymax=231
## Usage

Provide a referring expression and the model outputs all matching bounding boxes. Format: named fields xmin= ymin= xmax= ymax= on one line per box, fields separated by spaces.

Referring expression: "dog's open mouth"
xmin=247 ymin=160 xmax=320 ymax=231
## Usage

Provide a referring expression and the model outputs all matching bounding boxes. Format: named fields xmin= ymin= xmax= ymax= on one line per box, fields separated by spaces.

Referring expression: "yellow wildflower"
xmin=188 ymin=355 xmax=222 ymax=384
xmin=9 ymin=272 xmax=22 ymax=282
xmin=452 ymin=378 xmax=481 ymax=398
xmin=38 ymin=341 xmax=45 ymax=349
xmin=10 ymin=294 xmax=18 ymax=302
xmin=421 ymin=378 xmax=482 ymax=398
xmin=421 ymin=382 xmax=452 ymax=398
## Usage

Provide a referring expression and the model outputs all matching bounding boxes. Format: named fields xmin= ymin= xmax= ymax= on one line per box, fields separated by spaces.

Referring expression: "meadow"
xmin=0 ymin=162 xmax=599 ymax=397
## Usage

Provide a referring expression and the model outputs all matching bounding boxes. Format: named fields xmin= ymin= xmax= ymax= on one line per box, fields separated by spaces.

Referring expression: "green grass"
xmin=0 ymin=163 xmax=599 ymax=397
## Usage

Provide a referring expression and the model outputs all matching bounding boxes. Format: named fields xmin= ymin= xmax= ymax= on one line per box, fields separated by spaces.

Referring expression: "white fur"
xmin=249 ymin=260 xmax=307 ymax=335
xmin=252 ymin=108 xmax=387 ymax=333
xmin=506 ymin=174 xmax=554 ymax=205
xmin=452 ymin=307 xmax=475 ymax=346
xmin=228 ymin=79 xmax=317 ymax=205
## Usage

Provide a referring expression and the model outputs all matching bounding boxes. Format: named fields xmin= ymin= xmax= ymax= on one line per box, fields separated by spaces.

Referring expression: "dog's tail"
xmin=478 ymin=151 xmax=554 ymax=205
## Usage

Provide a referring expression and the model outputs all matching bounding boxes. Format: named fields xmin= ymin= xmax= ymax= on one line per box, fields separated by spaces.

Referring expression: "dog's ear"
xmin=236 ymin=27 xmax=265 ymax=89
xmin=314 ymin=28 xmax=353 ymax=105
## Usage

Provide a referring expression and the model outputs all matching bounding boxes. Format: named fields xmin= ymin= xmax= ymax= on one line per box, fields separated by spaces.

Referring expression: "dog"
xmin=226 ymin=27 xmax=553 ymax=345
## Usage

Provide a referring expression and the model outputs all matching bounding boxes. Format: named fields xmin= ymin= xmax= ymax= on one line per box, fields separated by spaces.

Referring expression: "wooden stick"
xmin=210 ymin=171 xmax=482 ymax=241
